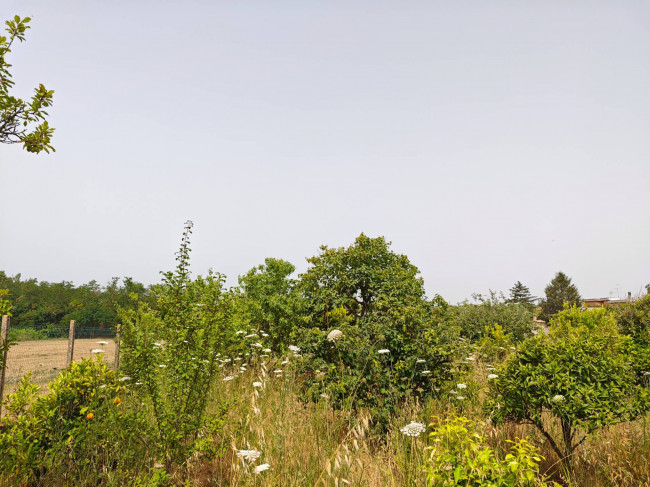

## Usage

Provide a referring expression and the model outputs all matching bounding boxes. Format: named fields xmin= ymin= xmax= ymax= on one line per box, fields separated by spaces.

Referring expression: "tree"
xmin=1 ymin=16 xmax=55 ymax=153
xmin=508 ymin=281 xmax=537 ymax=310
xmin=539 ymin=272 xmax=581 ymax=322
xmin=294 ymin=234 xmax=454 ymax=427
xmin=487 ymin=306 xmax=650 ymax=473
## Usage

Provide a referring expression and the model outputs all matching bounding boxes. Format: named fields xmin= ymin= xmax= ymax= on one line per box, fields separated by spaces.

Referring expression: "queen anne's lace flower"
xmin=400 ymin=421 xmax=426 ymax=437
xmin=416 ymin=359 xmax=426 ymax=364
xmin=421 ymin=370 xmax=431 ymax=375
xmin=457 ymin=383 xmax=467 ymax=389
xmin=91 ymin=349 xmax=104 ymax=354
xmin=96 ymin=340 xmax=108 ymax=345
xmin=236 ymin=449 xmax=262 ymax=462
xmin=327 ymin=329 xmax=343 ymax=342
xmin=254 ymin=463 xmax=270 ymax=473
xmin=551 ymin=394 xmax=565 ymax=404
xmin=253 ymin=381 xmax=263 ymax=388
xmin=288 ymin=345 xmax=301 ymax=353
xmin=378 ymin=349 xmax=390 ymax=354
xmin=223 ymin=376 xmax=235 ymax=381
xmin=487 ymin=374 xmax=498 ymax=380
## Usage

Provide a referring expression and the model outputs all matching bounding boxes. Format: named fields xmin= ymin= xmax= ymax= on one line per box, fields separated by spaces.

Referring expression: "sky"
xmin=0 ymin=1 xmax=648 ymax=303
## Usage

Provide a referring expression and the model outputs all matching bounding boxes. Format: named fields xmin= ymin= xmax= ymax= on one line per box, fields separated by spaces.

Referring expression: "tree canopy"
xmin=1 ymin=16 xmax=55 ymax=153
xmin=539 ymin=272 xmax=581 ymax=322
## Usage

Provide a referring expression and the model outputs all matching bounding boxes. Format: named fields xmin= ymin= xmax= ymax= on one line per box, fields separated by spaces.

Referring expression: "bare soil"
xmin=2 ymin=338 xmax=117 ymax=395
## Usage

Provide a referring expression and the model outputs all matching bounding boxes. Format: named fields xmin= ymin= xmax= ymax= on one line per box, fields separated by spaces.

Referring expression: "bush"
xmin=119 ymin=221 xmax=229 ymax=469
xmin=486 ymin=306 xmax=650 ymax=472
xmin=452 ymin=291 xmax=535 ymax=343
xmin=424 ymin=414 xmax=555 ymax=486
xmin=0 ymin=359 xmax=152 ymax=485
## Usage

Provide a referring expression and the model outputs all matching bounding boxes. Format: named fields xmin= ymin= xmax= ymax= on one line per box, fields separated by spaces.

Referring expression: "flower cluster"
xmin=400 ymin=421 xmax=426 ymax=437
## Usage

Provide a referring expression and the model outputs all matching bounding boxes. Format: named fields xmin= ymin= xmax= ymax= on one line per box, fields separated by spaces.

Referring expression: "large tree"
xmin=539 ymin=272 xmax=581 ymax=322
xmin=1 ymin=16 xmax=55 ymax=153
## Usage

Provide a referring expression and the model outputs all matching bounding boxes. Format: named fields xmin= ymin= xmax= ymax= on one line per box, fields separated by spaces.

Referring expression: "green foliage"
xmin=478 ymin=324 xmax=514 ymax=362
xmin=0 ymin=271 xmax=150 ymax=330
xmin=614 ymin=293 xmax=650 ymax=344
xmin=486 ymin=306 xmax=650 ymax=470
xmin=119 ymin=221 xmax=229 ymax=469
xmin=233 ymin=257 xmax=306 ymax=352
xmin=508 ymin=281 xmax=537 ymax=310
xmin=452 ymin=291 xmax=535 ymax=343
xmin=424 ymin=414 xmax=555 ymax=486
xmin=294 ymin=234 xmax=455 ymax=427
xmin=539 ymin=272 xmax=581 ymax=322
xmin=0 ymin=360 xmax=152 ymax=485
xmin=0 ymin=16 xmax=55 ymax=153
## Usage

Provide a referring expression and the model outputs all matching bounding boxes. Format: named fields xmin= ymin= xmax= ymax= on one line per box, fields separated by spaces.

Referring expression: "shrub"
xmin=424 ymin=414 xmax=555 ymax=486
xmin=0 ymin=359 xmax=152 ymax=485
xmin=452 ymin=291 xmax=535 ymax=343
xmin=486 ymin=306 xmax=650 ymax=472
xmin=119 ymin=221 xmax=229 ymax=469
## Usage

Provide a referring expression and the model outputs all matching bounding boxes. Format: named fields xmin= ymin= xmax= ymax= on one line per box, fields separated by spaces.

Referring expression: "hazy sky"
xmin=1 ymin=1 xmax=648 ymax=303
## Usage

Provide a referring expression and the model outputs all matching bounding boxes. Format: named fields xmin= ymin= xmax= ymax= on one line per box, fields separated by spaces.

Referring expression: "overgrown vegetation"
xmin=1 ymin=224 xmax=649 ymax=486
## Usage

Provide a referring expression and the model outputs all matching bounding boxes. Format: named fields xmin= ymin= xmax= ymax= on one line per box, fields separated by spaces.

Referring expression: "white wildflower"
xmin=263 ymin=348 xmax=272 ymax=353
xmin=235 ymin=330 xmax=245 ymax=335
xmin=421 ymin=370 xmax=431 ymax=375
xmin=551 ymin=394 xmax=565 ymax=404
xmin=320 ymin=393 xmax=330 ymax=399
xmin=378 ymin=349 xmax=390 ymax=354
xmin=416 ymin=359 xmax=426 ymax=364
xmin=466 ymin=357 xmax=475 ymax=361
xmin=118 ymin=376 xmax=131 ymax=382
xmin=96 ymin=340 xmax=108 ymax=345
xmin=253 ymin=381 xmax=263 ymax=388
xmin=251 ymin=343 xmax=263 ymax=348
xmin=281 ymin=360 xmax=289 ymax=365
xmin=456 ymin=396 xmax=466 ymax=400
xmin=457 ymin=383 xmax=467 ymax=389
xmin=254 ymin=463 xmax=270 ymax=474
xmin=400 ymin=421 xmax=426 ymax=437
xmin=153 ymin=342 xmax=162 ymax=347
xmin=261 ymin=332 xmax=269 ymax=337
xmin=487 ymin=374 xmax=498 ymax=380
xmin=90 ymin=349 xmax=104 ymax=354
xmin=159 ymin=364 xmax=167 ymax=368
xmin=327 ymin=329 xmax=343 ymax=342
xmin=288 ymin=345 xmax=301 ymax=353
xmin=236 ymin=449 xmax=262 ymax=462
xmin=245 ymin=334 xmax=258 ymax=338
xmin=273 ymin=369 xmax=283 ymax=374
xmin=223 ymin=376 xmax=235 ymax=382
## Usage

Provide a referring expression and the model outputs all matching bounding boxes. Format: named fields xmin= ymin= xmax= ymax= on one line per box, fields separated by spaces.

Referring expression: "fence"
xmin=0 ymin=316 xmax=121 ymax=415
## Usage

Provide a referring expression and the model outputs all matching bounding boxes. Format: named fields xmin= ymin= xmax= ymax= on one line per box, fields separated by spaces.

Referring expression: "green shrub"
xmin=0 ymin=359 xmax=152 ymax=485
xmin=452 ymin=291 xmax=535 ymax=343
xmin=486 ymin=306 xmax=650 ymax=472
xmin=119 ymin=221 xmax=229 ymax=469
xmin=424 ymin=414 xmax=555 ymax=486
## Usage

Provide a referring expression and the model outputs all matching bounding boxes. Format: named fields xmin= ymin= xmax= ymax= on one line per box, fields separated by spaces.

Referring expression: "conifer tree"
xmin=539 ymin=272 xmax=581 ymax=322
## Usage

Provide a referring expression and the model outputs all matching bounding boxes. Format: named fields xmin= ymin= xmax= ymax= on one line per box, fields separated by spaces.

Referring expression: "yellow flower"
xmin=114 ymin=397 xmax=122 ymax=405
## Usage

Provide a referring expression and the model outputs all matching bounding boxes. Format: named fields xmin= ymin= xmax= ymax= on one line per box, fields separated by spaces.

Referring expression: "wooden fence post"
xmin=66 ymin=320 xmax=76 ymax=367
xmin=114 ymin=324 xmax=121 ymax=370
xmin=0 ymin=315 xmax=11 ymax=416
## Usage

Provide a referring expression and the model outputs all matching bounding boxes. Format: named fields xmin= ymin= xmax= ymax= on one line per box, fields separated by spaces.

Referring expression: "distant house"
xmin=583 ymin=292 xmax=634 ymax=309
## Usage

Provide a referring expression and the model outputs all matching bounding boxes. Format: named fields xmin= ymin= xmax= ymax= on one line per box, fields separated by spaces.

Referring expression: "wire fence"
xmin=0 ymin=317 xmax=120 ymax=413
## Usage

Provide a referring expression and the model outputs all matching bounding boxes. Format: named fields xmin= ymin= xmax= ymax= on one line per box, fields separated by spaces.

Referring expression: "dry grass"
xmin=2 ymin=338 xmax=117 ymax=395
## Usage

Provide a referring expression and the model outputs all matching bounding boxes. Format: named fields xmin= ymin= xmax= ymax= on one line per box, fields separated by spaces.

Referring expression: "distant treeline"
xmin=0 ymin=271 xmax=153 ymax=329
